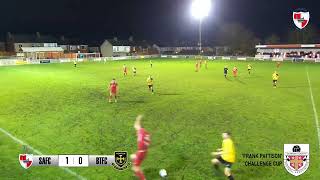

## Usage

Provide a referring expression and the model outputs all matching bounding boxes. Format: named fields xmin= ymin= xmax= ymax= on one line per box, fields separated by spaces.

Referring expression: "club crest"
xmin=112 ymin=151 xmax=130 ymax=170
xmin=292 ymin=9 xmax=310 ymax=29
xmin=19 ymin=154 xmax=33 ymax=169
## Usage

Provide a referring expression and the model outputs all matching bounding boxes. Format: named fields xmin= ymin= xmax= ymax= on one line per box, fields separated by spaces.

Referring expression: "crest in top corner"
xmin=292 ymin=9 xmax=310 ymax=29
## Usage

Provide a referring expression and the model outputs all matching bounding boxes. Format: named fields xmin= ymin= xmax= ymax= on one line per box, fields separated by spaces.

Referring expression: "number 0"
xmin=79 ymin=157 xmax=82 ymax=164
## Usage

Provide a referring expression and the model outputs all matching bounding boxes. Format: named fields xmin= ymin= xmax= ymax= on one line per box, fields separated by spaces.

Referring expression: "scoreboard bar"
xmin=31 ymin=155 xmax=115 ymax=167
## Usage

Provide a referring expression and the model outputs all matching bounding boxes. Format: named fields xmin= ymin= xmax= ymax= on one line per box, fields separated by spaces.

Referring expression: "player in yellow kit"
xmin=146 ymin=75 xmax=154 ymax=94
xmin=272 ymin=71 xmax=279 ymax=88
xmin=211 ymin=132 xmax=235 ymax=180
xmin=247 ymin=64 xmax=252 ymax=74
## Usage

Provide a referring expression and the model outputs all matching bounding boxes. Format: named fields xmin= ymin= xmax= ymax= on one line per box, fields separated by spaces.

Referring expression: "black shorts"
xmin=148 ymin=85 xmax=153 ymax=88
xmin=248 ymin=69 xmax=251 ymax=71
xmin=273 ymin=80 xmax=277 ymax=83
xmin=217 ymin=156 xmax=233 ymax=168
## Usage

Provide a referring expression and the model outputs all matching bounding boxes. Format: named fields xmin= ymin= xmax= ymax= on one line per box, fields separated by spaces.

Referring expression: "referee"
xmin=211 ymin=132 xmax=236 ymax=180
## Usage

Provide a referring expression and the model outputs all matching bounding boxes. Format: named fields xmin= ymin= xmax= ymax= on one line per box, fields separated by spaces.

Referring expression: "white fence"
xmin=1 ymin=54 xmax=320 ymax=67
xmin=0 ymin=55 xmax=160 ymax=66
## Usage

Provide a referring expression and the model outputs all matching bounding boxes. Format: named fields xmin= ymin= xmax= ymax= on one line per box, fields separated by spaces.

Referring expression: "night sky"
xmin=0 ymin=0 xmax=318 ymax=43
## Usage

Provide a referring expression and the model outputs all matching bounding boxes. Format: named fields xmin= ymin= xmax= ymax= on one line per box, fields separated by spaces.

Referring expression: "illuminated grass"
xmin=0 ymin=59 xmax=319 ymax=179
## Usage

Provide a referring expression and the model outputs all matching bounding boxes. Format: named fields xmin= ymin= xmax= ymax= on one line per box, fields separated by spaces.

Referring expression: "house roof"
xmin=107 ymin=39 xmax=152 ymax=47
xmin=21 ymin=47 xmax=64 ymax=52
xmin=10 ymin=34 xmax=59 ymax=43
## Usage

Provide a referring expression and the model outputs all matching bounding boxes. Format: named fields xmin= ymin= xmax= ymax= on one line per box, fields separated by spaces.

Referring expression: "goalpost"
xmin=76 ymin=53 xmax=101 ymax=62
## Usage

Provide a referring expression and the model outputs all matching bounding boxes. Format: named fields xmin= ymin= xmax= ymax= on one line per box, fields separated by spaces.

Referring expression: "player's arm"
xmin=212 ymin=149 xmax=228 ymax=156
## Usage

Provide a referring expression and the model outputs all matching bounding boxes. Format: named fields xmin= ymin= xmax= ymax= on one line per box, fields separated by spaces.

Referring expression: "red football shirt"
xmin=110 ymin=82 xmax=117 ymax=93
xmin=137 ymin=128 xmax=151 ymax=151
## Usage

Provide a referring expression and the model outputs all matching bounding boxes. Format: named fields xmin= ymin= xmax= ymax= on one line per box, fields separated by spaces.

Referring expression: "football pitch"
xmin=0 ymin=59 xmax=320 ymax=180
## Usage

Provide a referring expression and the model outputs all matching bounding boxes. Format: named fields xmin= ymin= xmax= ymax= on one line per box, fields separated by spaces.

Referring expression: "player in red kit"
xmin=108 ymin=78 xmax=118 ymax=103
xmin=123 ymin=64 xmax=128 ymax=76
xmin=232 ymin=66 xmax=238 ymax=77
xmin=131 ymin=115 xmax=151 ymax=180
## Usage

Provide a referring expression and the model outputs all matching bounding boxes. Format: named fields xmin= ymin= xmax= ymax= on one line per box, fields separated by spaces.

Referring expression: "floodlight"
xmin=191 ymin=0 xmax=211 ymax=20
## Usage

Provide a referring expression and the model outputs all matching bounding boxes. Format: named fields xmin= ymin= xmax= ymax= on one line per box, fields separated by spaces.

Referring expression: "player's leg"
xmin=131 ymin=153 xmax=146 ymax=180
xmin=114 ymin=94 xmax=117 ymax=103
xmin=224 ymin=167 xmax=234 ymax=180
xmin=109 ymin=92 xmax=112 ymax=103
xmin=132 ymin=165 xmax=145 ymax=180
xmin=211 ymin=158 xmax=221 ymax=169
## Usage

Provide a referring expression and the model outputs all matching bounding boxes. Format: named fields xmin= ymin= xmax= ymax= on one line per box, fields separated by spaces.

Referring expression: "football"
xmin=159 ymin=169 xmax=167 ymax=177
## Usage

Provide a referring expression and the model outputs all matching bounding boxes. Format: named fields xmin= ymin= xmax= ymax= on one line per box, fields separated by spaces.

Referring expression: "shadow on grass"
xmin=277 ymin=85 xmax=307 ymax=89
xmin=158 ymin=93 xmax=182 ymax=96
xmin=235 ymin=78 xmax=246 ymax=85
xmin=144 ymin=168 xmax=162 ymax=179
xmin=121 ymin=100 xmax=146 ymax=103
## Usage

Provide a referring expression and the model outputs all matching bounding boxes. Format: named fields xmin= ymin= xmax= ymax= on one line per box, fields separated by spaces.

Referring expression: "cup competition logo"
xmin=19 ymin=154 xmax=33 ymax=169
xmin=292 ymin=9 xmax=310 ymax=29
xmin=284 ymin=144 xmax=309 ymax=176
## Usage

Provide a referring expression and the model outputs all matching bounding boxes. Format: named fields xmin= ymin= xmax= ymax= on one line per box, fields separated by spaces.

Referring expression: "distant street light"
xmin=191 ymin=0 xmax=211 ymax=55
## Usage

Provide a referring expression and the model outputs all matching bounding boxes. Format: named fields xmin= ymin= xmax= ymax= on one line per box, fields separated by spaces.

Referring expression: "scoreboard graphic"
xmin=19 ymin=152 xmax=130 ymax=170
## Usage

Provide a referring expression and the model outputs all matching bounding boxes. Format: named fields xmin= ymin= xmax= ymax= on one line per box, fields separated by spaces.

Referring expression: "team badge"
xmin=292 ymin=9 xmax=310 ymax=29
xmin=19 ymin=154 xmax=33 ymax=169
xmin=284 ymin=144 xmax=309 ymax=176
xmin=112 ymin=151 xmax=130 ymax=170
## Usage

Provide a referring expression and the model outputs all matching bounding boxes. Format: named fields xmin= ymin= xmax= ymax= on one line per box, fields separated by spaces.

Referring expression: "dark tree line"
xmin=216 ymin=23 xmax=319 ymax=56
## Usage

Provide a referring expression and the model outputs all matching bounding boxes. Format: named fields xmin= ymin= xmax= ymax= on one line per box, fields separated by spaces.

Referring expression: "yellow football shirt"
xmin=221 ymin=138 xmax=236 ymax=163
xmin=147 ymin=78 xmax=153 ymax=85
xmin=248 ymin=65 xmax=252 ymax=70
xmin=272 ymin=73 xmax=279 ymax=80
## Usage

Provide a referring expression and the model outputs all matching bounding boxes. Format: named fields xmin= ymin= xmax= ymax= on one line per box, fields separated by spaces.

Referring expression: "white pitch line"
xmin=0 ymin=127 xmax=86 ymax=180
xmin=306 ymin=67 xmax=320 ymax=149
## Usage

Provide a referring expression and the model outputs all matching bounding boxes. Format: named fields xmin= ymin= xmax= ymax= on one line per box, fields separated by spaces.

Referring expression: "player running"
xmin=150 ymin=60 xmax=153 ymax=68
xmin=108 ymin=78 xmax=118 ymax=103
xmin=211 ymin=132 xmax=236 ymax=180
xmin=132 ymin=66 xmax=137 ymax=76
xmin=272 ymin=71 xmax=279 ymax=88
xmin=195 ymin=61 xmax=199 ymax=72
xmin=247 ymin=64 xmax=252 ymax=74
xmin=232 ymin=66 xmax=238 ymax=77
xmin=276 ymin=62 xmax=281 ymax=68
xmin=123 ymin=64 xmax=128 ymax=76
xmin=147 ymin=75 xmax=154 ymax=94
xmin=224 ymin=66 xmax=228 ymax=78
xmin=131 ymin=115 xmax=151 ymax=180
xmin=73 ymin=60 xmax=77 ymax=67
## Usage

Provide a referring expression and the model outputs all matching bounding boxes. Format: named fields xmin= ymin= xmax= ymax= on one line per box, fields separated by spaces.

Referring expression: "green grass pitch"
xmin=0 ymin=59 xmax=320 ymax=180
